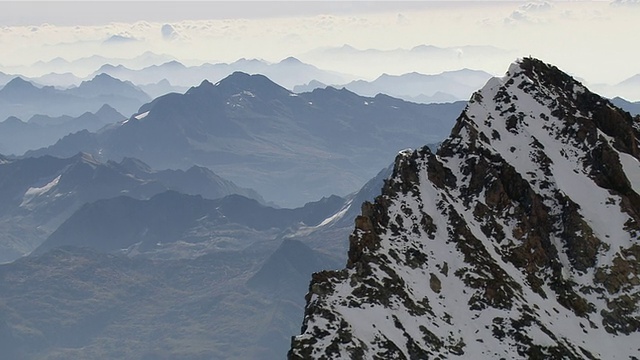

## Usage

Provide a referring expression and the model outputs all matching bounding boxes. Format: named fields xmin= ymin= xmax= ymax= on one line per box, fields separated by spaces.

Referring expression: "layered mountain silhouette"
xmin=612 ymin=74 xmax=640 ymax=102
xmin=300 ymin=44 xmax=515 ymax=82
xmin=0 ymin=104 xmax=124 ymax=155
xmin=0 ymin=74 xmax=149 ymax=120
xmin=25 ymin=52 xmax=176 ymax=83
xmin=0 ymin=159 xmax=391 ymax=358
xmin=293 ymin=69 xmax=493 ymax=104
xmin=0 ymin=153 xmax=261 ymax=263
xmin=27 ymin=71 xmax=464 ymax=206
xmin=92 ymin=57 xmax=353 ymax=90
xmin=290 ymin=58 xmax=640 ymax=358
xmin=34 ymin=191 xmax=345 ymax=257
xmin=137 ymin=78 xmax=189 ymax=99
xmin=340 ymin=69 xmax=493 ymax=103
xmin=611 ymin=96 xmax=640 ymax=116
xmin=590 ymin=73 xmax=640 ymax=104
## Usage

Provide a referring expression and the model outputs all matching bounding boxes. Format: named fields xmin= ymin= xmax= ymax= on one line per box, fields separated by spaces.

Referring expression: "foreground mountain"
xmin=289 ymin=58 xmax=640 ymax=358
xmin=0 ymin=74 xmax=149 ymax=120
xmin=0 ymin=153 xmax=261 ymax=263
xmin=27 ymin=72 xmax=464 ymax=206
xmin=0 ymin=104 xmax=124 ymax=155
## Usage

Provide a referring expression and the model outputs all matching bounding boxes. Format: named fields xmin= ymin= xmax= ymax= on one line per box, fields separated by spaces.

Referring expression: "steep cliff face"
xmin=289 ymin=58 xmax=640 ymax=359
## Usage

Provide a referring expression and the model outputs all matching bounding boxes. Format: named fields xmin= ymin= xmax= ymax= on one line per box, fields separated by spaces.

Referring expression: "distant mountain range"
xmin=0 ymin=104 xmax=124 ymax=155
xmin=611 ymin=96 xmax=640 ymax=116
xmin=300 ymin=44 xmax=516 ymax=80
xmin=26 ymin=71 xmax=465 ymax=207
xmin=4 ymin=53 xmax=638 ymax=105
xmin=0 ymin=74 xmax=150 ymax=120
xmin=589 ymin=74 xmax=640 ymax=102
xmin=613 ymin=73 xmax=640 ymax=101
xmin=91 ymin=56 xmax=353 ymax=90
xmin=0 ymin=152 xmax=262 ymax=263
xmin=34 ymin=190 xmax=345 ymax=257
xmin=8 ymin=51 xmax=177 ymax=83
xmin=0 ymin=56 xmax=356 ymax=100
xmin=295 ymin=69 xmax=493 ymax=103
xmin=0 ymin=70 xmax=17 ymax=86
xmin=137 ymin=79 xmax=189 ymax=99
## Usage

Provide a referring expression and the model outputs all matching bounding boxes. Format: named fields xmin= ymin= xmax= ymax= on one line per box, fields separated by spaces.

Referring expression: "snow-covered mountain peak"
xmin=289 ymin=58 xmax=640 ymax=359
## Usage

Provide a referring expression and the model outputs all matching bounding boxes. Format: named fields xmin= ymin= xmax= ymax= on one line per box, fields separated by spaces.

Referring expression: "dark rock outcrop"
xmin=289 ymin=58 xmax=640 ymax=359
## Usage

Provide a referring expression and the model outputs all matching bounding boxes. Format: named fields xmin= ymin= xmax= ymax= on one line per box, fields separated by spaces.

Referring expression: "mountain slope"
xmin=0 ymin=153 xmax=262 ymax=263
xmin=27 ymin=72 xmax=464 ymax=206
xmin=0 ymin=105 xmax=124 ymax=155
xmin=33 ymin=191 xmax=345 ymax=257
xmin=289 ymin=58 xmax=640 ymax=359
xmin=67 ymin=73 xmax=150 ymax=104
xmin=0 ymin=75 xmax=149 ymax=120
xmin=0 ymin=247 xmax=304 ymax=359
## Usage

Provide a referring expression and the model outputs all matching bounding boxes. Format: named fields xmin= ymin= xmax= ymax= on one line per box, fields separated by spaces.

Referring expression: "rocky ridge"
xmin=289 ymin=58 xmax=640 ymax=359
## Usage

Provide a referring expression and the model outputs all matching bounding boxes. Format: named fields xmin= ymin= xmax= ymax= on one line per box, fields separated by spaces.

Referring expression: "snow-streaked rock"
xmin=289 ymin=58 xmax=640 ymax=359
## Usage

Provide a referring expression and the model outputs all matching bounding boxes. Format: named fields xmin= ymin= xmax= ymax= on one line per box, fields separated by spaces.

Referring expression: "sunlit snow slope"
xmin=289 ymin=58 xmax=640 ymax=359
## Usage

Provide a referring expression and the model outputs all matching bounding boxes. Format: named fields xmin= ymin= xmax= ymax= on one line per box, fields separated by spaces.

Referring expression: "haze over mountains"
xmin=3 ymin=50 xmax=638 ymax=110
xmin=0 ymin=152 xmax=262 ymax=263
xmin=1 ymin=1 xmax=639 ymax=358
xmin=0 ymin=22 xmax=639 ymax=359
xmin=1 ymin=55 xmax=501 ymax=105
xmin=0 ymin=74 xmax=149 ymax=121
xmin=26 ymin=71 xmax=465 ymax=206
xmin=0 ymin=104 xmax=124 ymax=155
xmin=0 ymin=151 xmax=385 ymax=359
xmin=329 ymin=68 xmax=493 ymax=104
xmin=0 ymin=55 xmax=638 ymax=359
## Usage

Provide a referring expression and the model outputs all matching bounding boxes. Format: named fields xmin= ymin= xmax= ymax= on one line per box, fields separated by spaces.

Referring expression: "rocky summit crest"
xmin=289 ymin=58 xmax=640 ymax=359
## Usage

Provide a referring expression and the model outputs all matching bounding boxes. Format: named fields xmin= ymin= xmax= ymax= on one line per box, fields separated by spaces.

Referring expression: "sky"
xmin=1 ymin=1 xmax=639 ymax=87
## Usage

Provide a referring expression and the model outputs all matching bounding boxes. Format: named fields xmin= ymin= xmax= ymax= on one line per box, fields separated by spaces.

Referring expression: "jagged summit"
xmin=181 ymin=71 xmax=290 ymax=101
xmin=217 ymin=71 xmax=290 ymax=95
xmin=289 ymin=58 xmax=640 ymax=359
